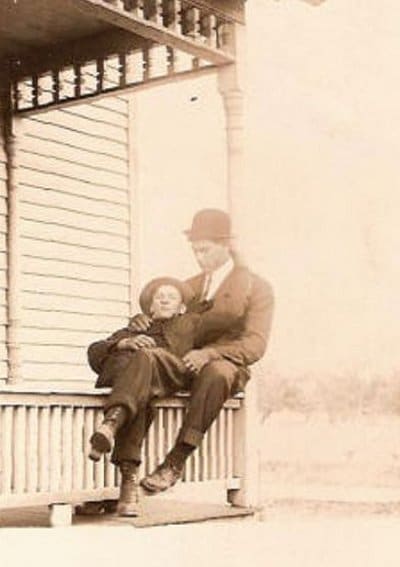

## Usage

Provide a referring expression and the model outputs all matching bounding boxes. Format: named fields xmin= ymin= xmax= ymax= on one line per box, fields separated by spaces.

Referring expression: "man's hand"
xmin=117 ymin=335 xmax=156 ymax=351
xmin=182 ymin=348 xmax=220 ymax=374
xmin=128 ymin=313 xmax=152 ymax=332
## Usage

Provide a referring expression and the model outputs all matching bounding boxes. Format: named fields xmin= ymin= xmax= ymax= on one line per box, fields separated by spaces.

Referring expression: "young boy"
xmin=87 ymin=276 xmax=207 ymax=463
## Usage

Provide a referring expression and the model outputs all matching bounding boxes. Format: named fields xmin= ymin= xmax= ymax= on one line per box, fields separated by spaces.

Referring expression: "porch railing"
xmin=0 ymin=389 xmax=243 ymax=512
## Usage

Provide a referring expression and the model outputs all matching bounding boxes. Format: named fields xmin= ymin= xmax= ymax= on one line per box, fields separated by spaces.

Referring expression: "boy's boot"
xmin=89 ymin=405 xmax=127 ymax=461
xmin=117 ymin=461 xmax=141 ymax=517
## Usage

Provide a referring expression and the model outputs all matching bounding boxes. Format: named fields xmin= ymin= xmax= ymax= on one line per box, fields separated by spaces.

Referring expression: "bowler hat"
xmin=184 ymin=208 xmax=233 ymax=241
xmin=139 ymin=277 xmax=195 ymax=315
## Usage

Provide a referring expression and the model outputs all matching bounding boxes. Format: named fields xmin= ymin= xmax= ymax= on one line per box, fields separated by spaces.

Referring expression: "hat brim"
xmin=183 ymin=229 xmax=234 ymax=241
xmin=139 ymin=277 xmax=195 ymax=315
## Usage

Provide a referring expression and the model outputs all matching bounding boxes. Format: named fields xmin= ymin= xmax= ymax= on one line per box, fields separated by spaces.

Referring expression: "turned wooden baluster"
xmin=124 ymin=0 xmax=145 ymax=18
xmin=102 ymin=0 xmax=125 ymax=10
xmin=52 ymin=69 xmax=60 ymax=104
xmin=31 ymin=75 xmax=39 ymax=109
xmin=182 ymin=5 xmax=201 ymax=40
xmin=147 ymin=0 xmax=163 ymax=24
xmin=119 ymin=53 xmax=127 ymax=87
xmin=96 ymin=58 xmax=105 ymax=93
xmin=73 ymin=64 xmax=82 ymax=98
xmin=217 ymin=19 xmax=233 ymax=53
xmin=165 ymin=0 xmax=183 ymax=74
xmin=165 ymin=0 xmax=182 ymax=32
xmin=201 ymin=14 xmax=217 ymax=49
xmin=142 ymin=47 xmax=151 ymax=80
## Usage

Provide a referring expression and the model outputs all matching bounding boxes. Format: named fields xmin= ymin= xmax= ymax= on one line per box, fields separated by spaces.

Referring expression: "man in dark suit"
xmin=137 ymin=208 xmax=274 ymax=493
xmin=78 ymin=208 xmax=273 ymax=517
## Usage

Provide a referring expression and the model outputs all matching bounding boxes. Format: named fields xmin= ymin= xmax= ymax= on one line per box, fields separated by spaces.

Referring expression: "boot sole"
xmin=140 ymin=478 xmax=175 ymax=494
xmin=90 ymin=431 xmax=113 ymax=455
xmin=117 ymin=504 xmax=141 ymax=517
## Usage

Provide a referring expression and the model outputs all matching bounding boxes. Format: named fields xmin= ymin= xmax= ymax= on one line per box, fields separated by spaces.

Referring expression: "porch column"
xmin=0 ymin=77 xmax=23 ymax=383
xmin=218 ymin=23 xmax=261 ymax=509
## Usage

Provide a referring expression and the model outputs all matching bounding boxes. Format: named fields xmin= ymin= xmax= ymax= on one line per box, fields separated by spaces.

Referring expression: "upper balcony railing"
xmin=2 ymin=0 xmax=244 ymax=114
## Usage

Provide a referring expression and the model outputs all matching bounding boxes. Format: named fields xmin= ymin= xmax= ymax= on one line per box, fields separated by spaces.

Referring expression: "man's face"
xmin=191 ymin=239 xmax=230 ymax=273
xmin=150 ymin=285 xmax=185 ymax=320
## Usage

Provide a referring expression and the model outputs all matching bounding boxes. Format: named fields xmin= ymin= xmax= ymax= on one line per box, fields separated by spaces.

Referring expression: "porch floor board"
xmin=0 ymin=500 xmax=254 ymax=528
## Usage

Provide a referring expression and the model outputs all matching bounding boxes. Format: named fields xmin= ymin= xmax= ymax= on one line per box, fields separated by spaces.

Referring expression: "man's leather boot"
xmin=140 ymin=459 xmax=184 ymax=494
xmin=141 ymin=443 xmax=191 ymax=494
xmin=89 ymin=406 xmax=127 ymax=462
xmin=117 ymin=461 xmax=141 ymax=517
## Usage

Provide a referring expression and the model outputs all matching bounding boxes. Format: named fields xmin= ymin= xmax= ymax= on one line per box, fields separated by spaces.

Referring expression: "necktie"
xmin=201 ymin=273 xmax=212 ymax=301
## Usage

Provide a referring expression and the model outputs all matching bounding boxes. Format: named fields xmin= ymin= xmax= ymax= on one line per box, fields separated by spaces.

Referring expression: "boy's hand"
xmin=182 ymin=348 xmax=220 ymax=374
xmin=128 ymin=313 xmax=152 ymax=332
xmin=117 ymin=335 xmax=156 ymax=351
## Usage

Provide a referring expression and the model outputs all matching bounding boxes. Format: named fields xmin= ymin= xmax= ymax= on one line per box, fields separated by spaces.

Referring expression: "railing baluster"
xmin=218 ymin=412 xmax=226 ymax=479
xmin=226 ymin=408 xmax=233 ymax=479
xmin=156 ymin=408 xmax=164 ymax=465
xmin=1 ymin=406 xmax=13 ymax=493
xmin=38 ymin=407 xmax=50 ymax=492
xmin=72 ymin=408 xmax=84 ymax=490
xmin=202 ymin=14 xmax=217 ymax=49
xmin=96 ymin=58 xmax=105 ymax=93
xmin=209 ymin=418 xmax=217 ymax=480
xmin=52 ymin=69 xmax=60 ymax=104
xmin=49 ymin=406 xmax=62 ymax=492
xmin=14 ymin=406 xmax=26 ymax=493
xmin=125 ymin=0 xmax=145 ymax=18
xmin=147 ymin=419 xmax=156 ymax=475
xmin=118 ymin=53 xmax=127 ymax=88
xmin=83 ymin=409 xmax=94 ymax=490
xmin=62 ymin=407 xmax=73 ymax=492
xmin=93 ymin=409 xmax=105 ymax=489
xmin=26 ymin=406 xmax=39 ymax=493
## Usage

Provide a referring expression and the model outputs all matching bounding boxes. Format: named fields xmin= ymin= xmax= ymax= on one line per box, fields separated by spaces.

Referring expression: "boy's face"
xmin=150 ymin=284 xmax=185 ymax=320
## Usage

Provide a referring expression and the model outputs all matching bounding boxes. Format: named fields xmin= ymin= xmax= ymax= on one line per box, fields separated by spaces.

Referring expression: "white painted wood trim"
xmin=6 ymin=117 xmax=23 ymax=383
xmin=128 ymin=96 xmax=142 ymax=313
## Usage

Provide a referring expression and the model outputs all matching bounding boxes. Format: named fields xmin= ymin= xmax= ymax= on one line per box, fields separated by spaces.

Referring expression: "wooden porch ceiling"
xmin=1 ymin=1 xmax=244 ymax=71
xmin=0 ymin=0 xmax=114 ymax=61
xmin=0 ymin=0 xmax=244 ymax=114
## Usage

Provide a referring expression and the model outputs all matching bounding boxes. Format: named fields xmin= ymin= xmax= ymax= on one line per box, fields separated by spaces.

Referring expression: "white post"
xmin=49 ymin=504 xmax=73 ymax=527
xmin=218 ymin=21 xmax=261 ymax=509
xmin=217 ymin=23 xmax=246 ymax=244
xmin=128 ymin=96 xmax=142 ymax=312
xmin=1 ymin=76 xmax=23 ymax=383
xmin=228 ymin=365 xmax=262 ymax=509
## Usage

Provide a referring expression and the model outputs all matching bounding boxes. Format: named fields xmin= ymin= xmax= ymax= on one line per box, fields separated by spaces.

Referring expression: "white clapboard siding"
xmin=23 ymin=309 xmax=127 ymax=333
xmin=20 ymin=98 xmax=131 ymax=383
xmin=22 ymin=120 xmax=127 ymax=160
xmin=22 ymin=291 xmax=129 ymax=317
xmin=18 ymin=152 xmax=127 ymax=190
xmin=0 ymin=124 xmax=7 ymax=380
xmin=20 ymin=186 xmax=129 ymax=223
xmin=21 ymin=237 xmax=130 ymax=269
xmin=20 ymin=202 xmax=128 ymax=236
xmin=21 ymin=135 xmax=128 ymax=175
xmin=19 ymin=170 xmax=129 ymax=205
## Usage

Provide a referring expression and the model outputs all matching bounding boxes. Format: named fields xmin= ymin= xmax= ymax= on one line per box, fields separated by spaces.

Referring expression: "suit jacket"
xmin=88 ymin=313 xmax=200 ymax=388
xmin=186 ymin=264 xmax=274 ymax=370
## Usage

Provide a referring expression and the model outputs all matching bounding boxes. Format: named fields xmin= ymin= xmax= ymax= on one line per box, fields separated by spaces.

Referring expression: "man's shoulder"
xmin=229 ymin=265 xmax=273 ymax=298
xmin=247 ymin=270 xmax=274 ymax=296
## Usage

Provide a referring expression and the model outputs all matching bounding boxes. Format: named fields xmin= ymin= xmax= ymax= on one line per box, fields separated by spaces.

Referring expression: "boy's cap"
xmin=139 ymin=277 xmax=195 ymax=315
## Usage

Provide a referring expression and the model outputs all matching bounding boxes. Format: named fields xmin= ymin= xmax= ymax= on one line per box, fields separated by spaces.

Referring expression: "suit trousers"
xmin=103 ymin=347 xmax=240 ymax=464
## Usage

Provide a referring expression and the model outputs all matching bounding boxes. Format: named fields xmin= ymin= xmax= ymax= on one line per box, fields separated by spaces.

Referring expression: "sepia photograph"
xmin=1 ymin=1 xmax=400 ymax=565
